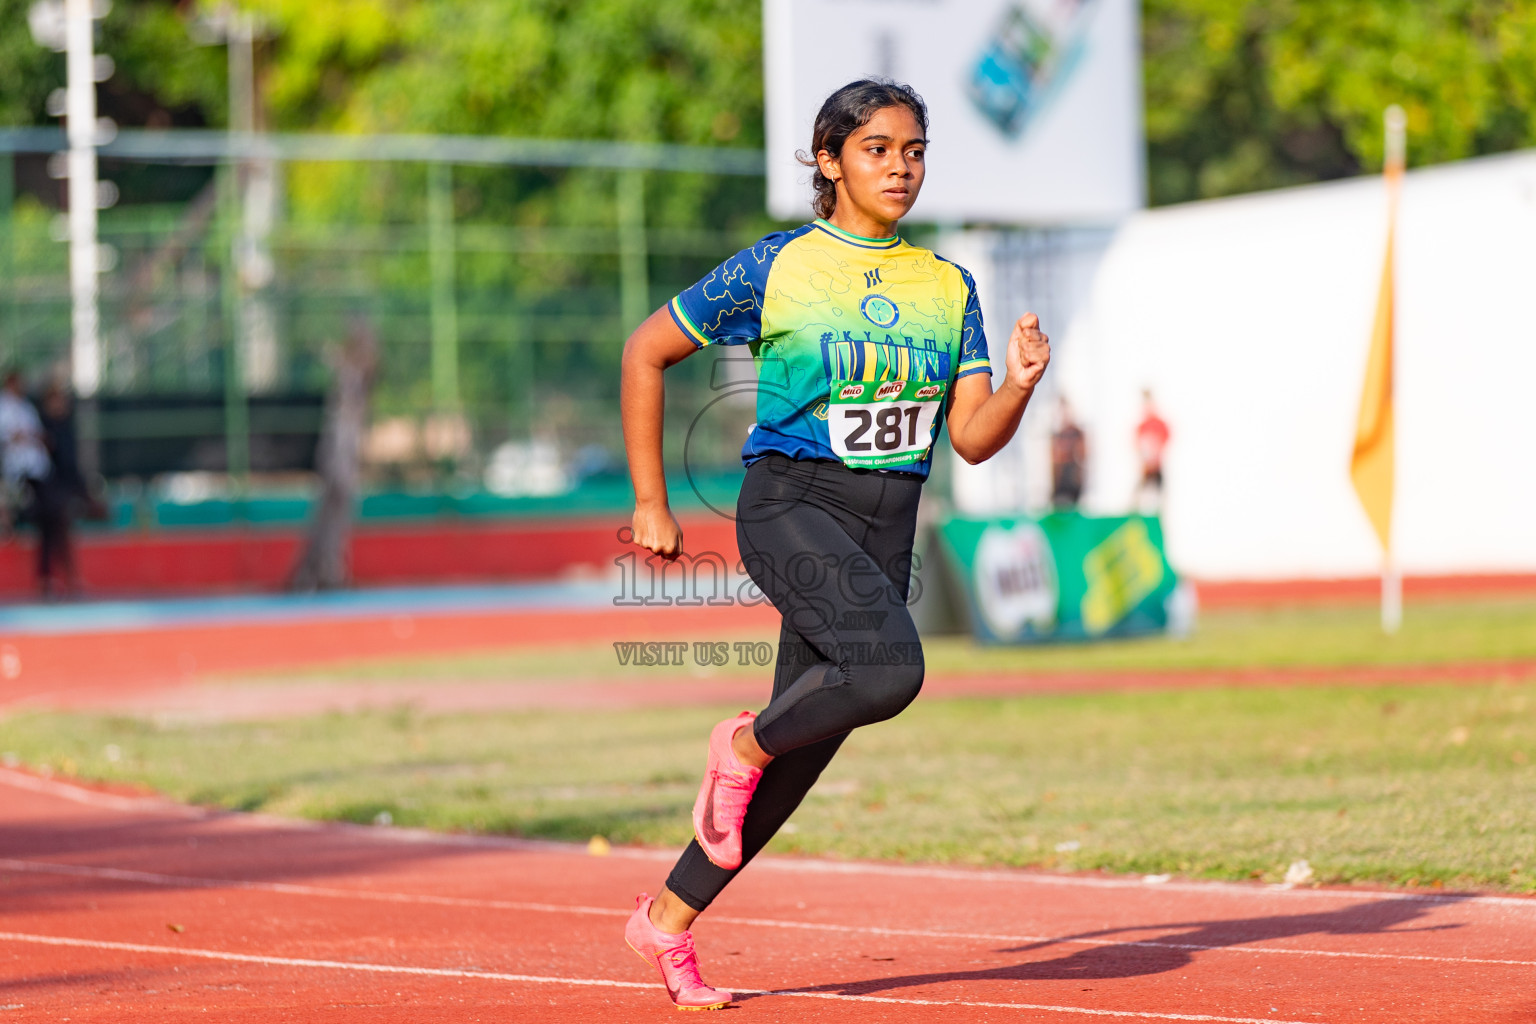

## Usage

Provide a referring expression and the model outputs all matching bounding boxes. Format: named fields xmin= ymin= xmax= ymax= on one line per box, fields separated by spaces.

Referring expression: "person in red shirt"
xmin=1134 ymin=389 xmax=1170 ymax=514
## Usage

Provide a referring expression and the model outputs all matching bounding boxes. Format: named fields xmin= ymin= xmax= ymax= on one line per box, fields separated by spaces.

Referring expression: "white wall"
xmin=946 ymin=227 xmax=1116 ymax=515
xmin=1055 ymin=150 xmax=1536 ymax=580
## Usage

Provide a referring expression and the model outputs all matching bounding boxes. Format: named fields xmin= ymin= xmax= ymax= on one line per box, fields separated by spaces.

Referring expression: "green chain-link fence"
xmin=0 ymin=128 xmax=778 ymax=508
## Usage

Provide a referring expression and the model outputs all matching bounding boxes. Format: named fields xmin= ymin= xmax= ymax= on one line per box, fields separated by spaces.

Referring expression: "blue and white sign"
xmin=764 ymin=0 xmax=1145 ymax=225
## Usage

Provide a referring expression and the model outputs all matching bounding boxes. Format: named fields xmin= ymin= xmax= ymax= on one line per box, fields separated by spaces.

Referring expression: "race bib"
xmin=827 ymin=378 xmax=947 ymax=469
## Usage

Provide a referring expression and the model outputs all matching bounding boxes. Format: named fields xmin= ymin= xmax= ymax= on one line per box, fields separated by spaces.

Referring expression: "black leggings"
xmin=666 ymin=454 xmax=925 ymax=912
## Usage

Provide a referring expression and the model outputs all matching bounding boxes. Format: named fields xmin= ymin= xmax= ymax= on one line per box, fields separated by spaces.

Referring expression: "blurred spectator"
xmin=1 ymin=369 xmax=77 ymax=598
xmin=1 ymin=368 xmax=50 ymax=532
xmin=38 ymin=379 xmax=88 ymax=597
xmin=1050 ymin=397 xmax=1087 ymax=510
xmin=1134 ymin=389 xmax=1170 ymax=515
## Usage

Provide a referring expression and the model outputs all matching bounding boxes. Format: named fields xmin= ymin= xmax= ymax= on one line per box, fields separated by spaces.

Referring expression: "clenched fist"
xmin=1004 ymin=312 xmax=1050 ymax=395
xmin=629 ymin=502 xmax=683 ymax=559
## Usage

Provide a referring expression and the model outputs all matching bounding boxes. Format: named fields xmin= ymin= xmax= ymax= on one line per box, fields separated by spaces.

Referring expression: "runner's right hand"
xmin=630 ymin=503 xmax=683 ymax=559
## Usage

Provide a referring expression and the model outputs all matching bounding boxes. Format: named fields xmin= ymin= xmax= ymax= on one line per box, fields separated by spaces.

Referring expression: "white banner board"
xmin=1054 ymin=150 xmax=1536 ymax=579
xmin=764 ymin=0 xmax=1144 ymax=225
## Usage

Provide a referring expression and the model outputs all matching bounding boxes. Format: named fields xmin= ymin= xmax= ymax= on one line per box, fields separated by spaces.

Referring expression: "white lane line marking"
xmin=715 ymin=914 xmax=1536 ymax=968
xmin=5 ymin=859 xmax=1532 ymax=968
xmin=0 ymin=930 xmax=1322 ymax=1023
xmin=0 ymin=769 xmax=208 ymax=817
xmin=750 ymin=857 xmax=1536 ymax=910
xmin=5 ymin=768 xmax=1534 ymax=910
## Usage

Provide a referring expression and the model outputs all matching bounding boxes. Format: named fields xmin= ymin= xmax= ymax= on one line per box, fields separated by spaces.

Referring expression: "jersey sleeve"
xmin=954 ymin=266 xmax=992 ymax=379
xmin=667 ymin=232 xmax=786 ymax=348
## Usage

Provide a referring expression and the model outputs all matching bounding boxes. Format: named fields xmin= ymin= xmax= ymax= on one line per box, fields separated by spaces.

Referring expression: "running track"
xmin=3 ymin=583 xmax=1534 ymax=714
xmin=3 ymin=768 xmax=1534 ymax=1022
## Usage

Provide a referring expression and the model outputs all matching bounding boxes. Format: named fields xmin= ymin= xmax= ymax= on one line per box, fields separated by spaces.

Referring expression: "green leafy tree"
xmin=8 ymin=0 xmax=1536 ymax=206
xmin=0 ymin=0 xmax=62 ymax=125
xmin=0 ymin=0 xmax=225 ymax=131
xmin=1144 ymin=0 xmax=1536 ymax=204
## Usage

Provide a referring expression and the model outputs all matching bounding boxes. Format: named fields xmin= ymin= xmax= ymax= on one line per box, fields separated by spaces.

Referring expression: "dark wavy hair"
xmin=796 ymin=79 xmax=929 ymax=221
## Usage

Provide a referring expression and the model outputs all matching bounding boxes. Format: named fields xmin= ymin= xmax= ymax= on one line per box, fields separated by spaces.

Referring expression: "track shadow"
xmin=0 ymin=809 xmax=564 ymax=915
xmin=754 ymin=896 xmax=1469 ymax=999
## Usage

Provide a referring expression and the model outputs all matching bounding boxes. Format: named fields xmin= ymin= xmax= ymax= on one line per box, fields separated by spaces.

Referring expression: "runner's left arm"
xmin=947 ymin=312 xmax=1050 ymax=464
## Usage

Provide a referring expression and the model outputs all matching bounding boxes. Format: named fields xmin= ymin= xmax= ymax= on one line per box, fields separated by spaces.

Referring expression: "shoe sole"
xmin=625 ymin=938 xmax=731 ymax=1012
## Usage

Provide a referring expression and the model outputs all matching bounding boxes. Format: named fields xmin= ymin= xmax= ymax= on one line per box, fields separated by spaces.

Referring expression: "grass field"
xmin=3 ymin=596 xmax=1534 ymax=893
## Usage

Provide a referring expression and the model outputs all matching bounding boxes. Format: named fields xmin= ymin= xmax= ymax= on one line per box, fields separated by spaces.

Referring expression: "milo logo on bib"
xmin=827 ymin=377 xmax=948 ymax=470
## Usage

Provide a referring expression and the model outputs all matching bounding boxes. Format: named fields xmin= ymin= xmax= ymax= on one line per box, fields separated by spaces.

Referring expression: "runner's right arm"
xmin=621 ymin=306 xmax=700 ymax=558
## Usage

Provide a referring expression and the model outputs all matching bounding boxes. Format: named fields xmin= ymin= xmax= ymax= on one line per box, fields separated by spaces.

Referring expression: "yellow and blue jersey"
xmin=668 ymin=218 xmax=992 ymax=479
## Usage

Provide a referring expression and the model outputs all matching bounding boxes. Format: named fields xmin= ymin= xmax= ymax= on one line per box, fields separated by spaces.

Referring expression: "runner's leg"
xmin=666 ymin=618 xmax=849 ymax=911
xmin=664 ymin=456 xmax=923 ymax=912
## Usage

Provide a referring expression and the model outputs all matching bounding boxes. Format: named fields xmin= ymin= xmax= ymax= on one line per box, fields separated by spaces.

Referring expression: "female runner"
xmin=619 ymin=78 xmax=1051 ymax=1010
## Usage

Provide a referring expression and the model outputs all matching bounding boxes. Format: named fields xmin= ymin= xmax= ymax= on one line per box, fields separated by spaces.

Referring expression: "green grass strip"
xmin=4 ymin=680 xmax=1533 ymax=893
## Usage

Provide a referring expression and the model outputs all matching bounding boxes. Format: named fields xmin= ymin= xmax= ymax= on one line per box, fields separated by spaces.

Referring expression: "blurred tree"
xmin=6 ymin=0 xmax=1535 ymax=207
xmin=0 ymin=0 xmax=62 ymax=126
xmin=1145 ymin=0 xmax=1536 ymax=204
xmin=0 ymin=0 xmax=226 ymax=130
xmin=226 ymin=0 xmax=770 ymax=436
xmin=238 ymin=0 xmax=766 ymax=234
xmin=245 ymin=0 xmax=760 ymax=146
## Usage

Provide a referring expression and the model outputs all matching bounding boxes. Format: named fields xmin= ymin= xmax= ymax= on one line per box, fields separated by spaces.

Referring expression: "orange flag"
xmin=1350 ymin=221 xmax=1395 ymax=552
xmin=1351 ymin=114 xmax=1404 ymax=555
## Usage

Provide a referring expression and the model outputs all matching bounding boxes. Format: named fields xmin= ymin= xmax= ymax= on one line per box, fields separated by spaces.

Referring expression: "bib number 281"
xmin=828 ymin=379 xmax=945 ymax=470
xmin=842 ymin=405 xmax=924 ymax=452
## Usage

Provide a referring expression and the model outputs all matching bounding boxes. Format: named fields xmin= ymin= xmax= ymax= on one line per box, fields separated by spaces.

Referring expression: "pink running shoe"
xmin=692 ymin=710 xmax=763 ymax=870
xmin=625 ymin=893 xmax=733 ymax=1011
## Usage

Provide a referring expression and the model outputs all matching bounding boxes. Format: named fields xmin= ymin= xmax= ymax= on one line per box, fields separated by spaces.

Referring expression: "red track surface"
xmin=0 ymin=603 xmax=781 ymax=705
xmin=2 ymin=768 xmax=1533 ymax=1023
xmin=6 ymin=595 xmax=1536 ymax=1019
xmin=0 ymin=515 xmax=745 ymax=599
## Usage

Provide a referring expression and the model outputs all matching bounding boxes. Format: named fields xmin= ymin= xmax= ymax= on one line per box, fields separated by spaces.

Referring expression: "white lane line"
xmin=5 ymin=767 xmax=1533 ymax=912
xmin=6 ymin=858 xmax=1532 ymax=969
xmin=0 ymin=768 xmax=208 ymax=817
xmin=0 ymin=930 xmax=1322 ymax=1024
xmin=749 ymin=857 xmax=1536 ymax=910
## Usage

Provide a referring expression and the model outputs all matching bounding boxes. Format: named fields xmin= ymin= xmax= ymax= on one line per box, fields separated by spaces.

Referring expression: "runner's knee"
xmin=843 ymin=649 xmax=924 ymax=725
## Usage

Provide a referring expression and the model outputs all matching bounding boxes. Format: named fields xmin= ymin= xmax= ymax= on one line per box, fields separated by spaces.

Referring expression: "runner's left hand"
xmin=1005 ymin=313 xmax=1050 ymax=395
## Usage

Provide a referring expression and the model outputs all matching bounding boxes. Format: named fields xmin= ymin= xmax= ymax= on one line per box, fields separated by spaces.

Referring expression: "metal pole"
xmin=428 ymin=161 xmax=459 ymax=411
xmin=219 ymin=162 xmax=249 ymax=492
xmin=227 ymin=9 xmax=279 ymax=392
xmin=64 ymin=0 xmax=99 ymax=393
xmin=64 ymin=0 xmax=101 ymax=484
xmin=1381 ymin=104 xmax=1406 ymax=637
xmin=617 ymin=169 xmax=648 ymax=334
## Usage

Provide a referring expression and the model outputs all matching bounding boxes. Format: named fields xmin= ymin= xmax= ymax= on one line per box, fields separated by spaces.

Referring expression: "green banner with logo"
xmin=937 ymin=513 xmax=1180 ymax=644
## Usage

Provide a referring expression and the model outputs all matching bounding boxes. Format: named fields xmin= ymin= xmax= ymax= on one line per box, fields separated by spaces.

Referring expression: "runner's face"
xmin=820 ymin=105 xmax=926 ymax=233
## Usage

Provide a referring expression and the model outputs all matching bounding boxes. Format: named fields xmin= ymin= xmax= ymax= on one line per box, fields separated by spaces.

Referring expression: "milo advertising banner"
xmin=937 ymin=513 xmax=1179 ymax=643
